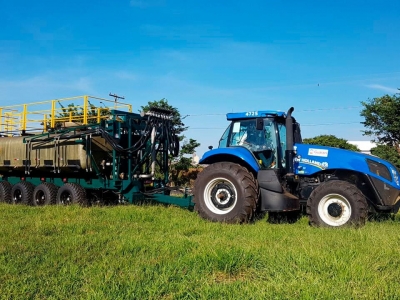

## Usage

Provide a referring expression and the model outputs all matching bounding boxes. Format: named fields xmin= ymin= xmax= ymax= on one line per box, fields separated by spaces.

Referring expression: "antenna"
xmin=109 ymin=93 xmax=125 ymax=102
xmin=109 ymin=93 xmax=125 ymax=109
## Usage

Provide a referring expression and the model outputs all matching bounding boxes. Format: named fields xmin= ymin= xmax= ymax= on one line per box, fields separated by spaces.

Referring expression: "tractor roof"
xmin=226 ymin=110 xmax=286 ymax=120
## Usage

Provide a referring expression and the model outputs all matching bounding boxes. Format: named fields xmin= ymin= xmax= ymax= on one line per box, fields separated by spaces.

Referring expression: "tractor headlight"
xmin=367 ymin=159 xmax=391 ymax=181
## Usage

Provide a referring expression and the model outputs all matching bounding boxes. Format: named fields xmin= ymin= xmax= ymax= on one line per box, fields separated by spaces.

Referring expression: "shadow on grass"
xmin=368 ymin=212 xmax=396 ymax=222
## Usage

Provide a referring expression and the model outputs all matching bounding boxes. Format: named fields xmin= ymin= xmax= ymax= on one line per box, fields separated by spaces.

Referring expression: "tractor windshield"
xmin=219 ymin=118 xmax=286 ymax=169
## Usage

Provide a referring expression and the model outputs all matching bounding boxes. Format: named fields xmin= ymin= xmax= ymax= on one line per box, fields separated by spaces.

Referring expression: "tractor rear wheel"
xmin=307 ymin=180 xmax=368 ymax=227
xmin=56 ymin=183 xmax=87 ymax=206
xmin=33 ymin=183 xmax=58 ymax=206
xmin=11 ymin=181 xmax=34 ymax=205
xmin=0 ymin=181 xmax=12 ymax=203
xmin=194 ymin=162 xmax=258 ymax=223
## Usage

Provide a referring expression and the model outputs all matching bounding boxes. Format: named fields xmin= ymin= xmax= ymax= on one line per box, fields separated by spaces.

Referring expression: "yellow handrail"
xmin=0 ymin=95 xmax=133 ymax=134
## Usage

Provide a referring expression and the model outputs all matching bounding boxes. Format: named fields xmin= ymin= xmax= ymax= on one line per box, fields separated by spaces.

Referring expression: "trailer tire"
xmin=307 ymin=180 xmax=368 ymax=227
xmin=33 ymin=183 xmax=58 ymax=206
xmin=56 ymin=183 xmax=87 ymax=206
xmin=193 ymin=162 xmax=258 ymax=223
xmin=0 ymin=181 xmax=12 ymax=203
xmin=11 ymin=181 xmax=34 ymax=205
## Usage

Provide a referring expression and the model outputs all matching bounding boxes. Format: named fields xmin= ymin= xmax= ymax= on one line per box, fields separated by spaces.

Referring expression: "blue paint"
xmin=199 ymin=147 xmax=260 ymax=172
xmin=294 ymin=143 xmax=400 ymax=189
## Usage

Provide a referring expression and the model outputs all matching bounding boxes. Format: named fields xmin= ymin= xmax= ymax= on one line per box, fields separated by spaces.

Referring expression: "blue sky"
xmin=1 ymin=0 xmax=400 ymax=156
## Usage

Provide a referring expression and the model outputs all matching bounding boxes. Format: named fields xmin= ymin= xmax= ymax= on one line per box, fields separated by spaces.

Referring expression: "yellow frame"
xmin=0 ymin=95 xmax=132 ymax=134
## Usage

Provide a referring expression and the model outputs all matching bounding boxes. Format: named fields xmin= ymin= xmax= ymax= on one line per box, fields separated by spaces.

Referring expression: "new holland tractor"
xmin=0 ymin=95 xmax=191 ymax=208
xmin=193 ymin=108 xmax=400 ymax=227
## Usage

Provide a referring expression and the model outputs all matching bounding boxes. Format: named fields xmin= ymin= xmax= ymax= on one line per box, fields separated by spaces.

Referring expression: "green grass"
xmin=1 ymin=204 xmax=400 ymax=299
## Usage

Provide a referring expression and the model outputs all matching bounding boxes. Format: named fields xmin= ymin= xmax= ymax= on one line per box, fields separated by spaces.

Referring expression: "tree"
xmin=53 ymin=101 xmax=110 ymax=128
xmin=360 ymin=92 xmax=400 ymax=150
xmin=140 ymin=99 xmax=187 ymax=136
xmin=169 ymin=138 xmax=201 ymax=186
xmin=360 ymin=92 xmax=400 ymax=168
xmin=140 ymin=99 xmax=200 ymax=187
xmin=302 ymin=135 xmax=360 ymax=151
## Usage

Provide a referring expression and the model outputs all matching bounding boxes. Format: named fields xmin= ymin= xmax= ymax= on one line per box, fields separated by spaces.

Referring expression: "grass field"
xmin=1 ymin=203 xmax=400 ymax=299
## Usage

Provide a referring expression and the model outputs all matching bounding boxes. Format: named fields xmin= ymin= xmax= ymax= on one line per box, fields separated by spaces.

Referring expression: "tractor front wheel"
xmin=307 ymin=180 xmax=368 ymax=227
xmin=194 ymin=162 xmax=258 ymax=223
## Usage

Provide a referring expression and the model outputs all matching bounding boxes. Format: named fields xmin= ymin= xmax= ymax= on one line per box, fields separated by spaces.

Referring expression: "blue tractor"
xmin=193 ymin=108 xmax=400 ymax=227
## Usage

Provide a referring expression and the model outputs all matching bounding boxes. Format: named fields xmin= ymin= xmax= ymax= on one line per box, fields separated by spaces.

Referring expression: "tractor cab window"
xmin=228 ymin=118 xmax=278 ymax=168
xmin=218 ymin=125 xmax=230 ymax=148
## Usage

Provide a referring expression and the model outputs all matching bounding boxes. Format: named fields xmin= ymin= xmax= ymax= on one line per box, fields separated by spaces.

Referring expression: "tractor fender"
xmin=199 ymin=147 xmax=260 ymax=173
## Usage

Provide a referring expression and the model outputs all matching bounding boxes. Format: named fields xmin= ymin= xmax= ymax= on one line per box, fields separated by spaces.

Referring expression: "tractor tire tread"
xmin=194 ymin=162 xmax=258 ymax=223
xmin=306 ymin=180 xmax=368 ymax=227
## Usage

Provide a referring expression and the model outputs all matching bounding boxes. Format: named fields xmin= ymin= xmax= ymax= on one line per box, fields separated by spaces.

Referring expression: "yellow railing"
xmin=0 ymin=95 xmax=132 ymax=134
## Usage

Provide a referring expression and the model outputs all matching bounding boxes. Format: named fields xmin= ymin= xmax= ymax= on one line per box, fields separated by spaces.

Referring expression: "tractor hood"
xmin=294 ymin=143 xmax=400 ymax=189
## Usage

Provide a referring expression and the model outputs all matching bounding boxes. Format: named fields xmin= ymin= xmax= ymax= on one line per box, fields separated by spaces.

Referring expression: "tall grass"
xmin=1 ymin=203 xmax=400 ymax=299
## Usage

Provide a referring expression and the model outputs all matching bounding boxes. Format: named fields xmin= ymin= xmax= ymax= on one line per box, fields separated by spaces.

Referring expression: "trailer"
xmin=0 ymin=95 xmax=192 ymax=208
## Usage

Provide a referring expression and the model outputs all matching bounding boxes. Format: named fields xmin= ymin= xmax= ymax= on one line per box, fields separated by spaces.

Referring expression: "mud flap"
xmin=257 ymin=169 xmax=300 ymax=212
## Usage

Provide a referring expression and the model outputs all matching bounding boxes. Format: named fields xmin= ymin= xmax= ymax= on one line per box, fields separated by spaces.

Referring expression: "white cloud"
xmin=365 ymin=84 xmax=399 ymax=94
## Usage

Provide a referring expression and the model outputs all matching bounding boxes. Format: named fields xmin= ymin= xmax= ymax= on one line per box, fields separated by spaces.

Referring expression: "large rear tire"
xmin=307 ymin=180 xmax=368 ymax=227
xmin=56 ymin=183 xmax=87 ymax=205
xmin=193 ymin=162 xmax=258 ymax=223
xmin=0 ymin=181 xmax=12 ymax=203
xmin=33 ymin=183 xmax=58 ymax=206
xmin=11 ymin=181 xmax=34 ymax=205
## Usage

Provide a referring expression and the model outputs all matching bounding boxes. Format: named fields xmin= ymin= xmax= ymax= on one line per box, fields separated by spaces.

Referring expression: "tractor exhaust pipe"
xmin=285 ymin=107 xmax=295 ymax=175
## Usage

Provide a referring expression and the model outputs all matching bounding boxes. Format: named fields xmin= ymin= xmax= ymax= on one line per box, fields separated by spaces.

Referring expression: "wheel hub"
xmin=327 ymin=203 xmax=343 ymax=217
xmin=13 ymin=190 xmax=22 ymax=202
xmin=203 ymin=177 xmax=238 ymax=215
xmin=211 ymin=183 xmax=235 ymax=209
xmin=60 ymin=192 xmax=71 ymax=205
xmin=35 ymin=191 xmax=45 ymax=205
xmin=317 ymin=193 xmax=352 ymax=226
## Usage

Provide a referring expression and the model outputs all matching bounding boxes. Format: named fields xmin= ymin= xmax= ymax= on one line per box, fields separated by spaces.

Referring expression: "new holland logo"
xmin=300 ymin=158 xmax=329 ymax=170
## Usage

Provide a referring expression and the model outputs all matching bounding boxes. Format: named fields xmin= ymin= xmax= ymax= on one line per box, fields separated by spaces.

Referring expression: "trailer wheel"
xmin=193 ymin=162 xmax=258 ymax=223
xmin=0 ymin=181 xmax=12 ymax=203
xmin=307 ymin=180 xmax=368 ymax=227
xmin=33 ymin=183 xmax=58 ymax=206
xmin=56 ymin=183 xmax=87 ymax=206
xmin=11 ymin=181 xmax=34 ymax=205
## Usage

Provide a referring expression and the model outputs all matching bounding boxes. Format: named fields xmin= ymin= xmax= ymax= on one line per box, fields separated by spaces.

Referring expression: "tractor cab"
xmin=217 ymin=111 xmax=298 ymax=169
